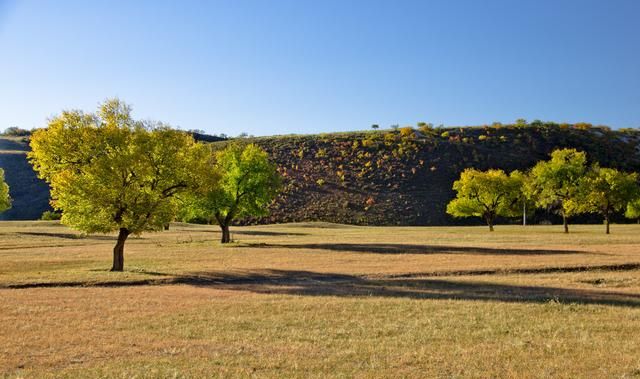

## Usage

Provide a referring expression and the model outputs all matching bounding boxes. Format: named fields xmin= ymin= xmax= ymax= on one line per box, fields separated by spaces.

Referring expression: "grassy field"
xmin=1 ymin=221 xmax=640 ymax=378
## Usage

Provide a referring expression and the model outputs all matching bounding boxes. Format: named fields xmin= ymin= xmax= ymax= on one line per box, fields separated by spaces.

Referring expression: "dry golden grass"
xmin=1 ymin=221 xmax=640 ymax=378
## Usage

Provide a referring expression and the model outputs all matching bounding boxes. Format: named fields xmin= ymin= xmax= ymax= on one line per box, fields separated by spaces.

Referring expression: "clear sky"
xmin=1 ymin=0 xmax=639 ymax=136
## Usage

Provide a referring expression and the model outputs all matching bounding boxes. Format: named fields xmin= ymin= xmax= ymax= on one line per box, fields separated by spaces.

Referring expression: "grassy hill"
xmin=2 ymin=123 xmax=640 ymax=224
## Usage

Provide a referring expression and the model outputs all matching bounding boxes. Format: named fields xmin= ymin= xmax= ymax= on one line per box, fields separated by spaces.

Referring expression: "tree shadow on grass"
xmin=233 ymin=230 xmax=310 ymax=237
xmin=16 ymin=232 xmax=116 ymax=241
xmin=5 ymin=269 xmax=640 ymax=308
xmin=245 ymin=243 xmax=588 ymax=256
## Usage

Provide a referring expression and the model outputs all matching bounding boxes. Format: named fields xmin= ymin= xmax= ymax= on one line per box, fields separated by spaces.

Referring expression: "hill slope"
xmin=237 ymin=125 xmax=640 ymax=225
xmin=0 ymin=137 xmax=51 ymax=220
xmin=2 ymin=124 xmax=640 ymax=224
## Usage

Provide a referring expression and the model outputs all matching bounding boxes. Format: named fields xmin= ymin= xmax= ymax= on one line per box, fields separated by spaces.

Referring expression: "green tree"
xmin=28 ymin=99 xmax=207 ymax=271
xmin=0 ymin=168 xmax=11 ymax=213
xmin=446 ymin=168 xmax=522 ymax=231
xmin=527 ymin=148 xmax=588 ymax=233
xmin=581 ymin=166 xmax=639 ymax=234
xmin=626 ymin=198 xmax=640 ymax=221
xmin=184 ymin=143 xmax=281 ymax=243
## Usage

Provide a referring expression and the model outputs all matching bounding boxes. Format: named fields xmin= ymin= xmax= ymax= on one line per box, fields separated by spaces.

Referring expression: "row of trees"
xmin=28 ymin=99 xmax=280 ymax=271
xmin=447 ymin=148 xmax=640 ymax=233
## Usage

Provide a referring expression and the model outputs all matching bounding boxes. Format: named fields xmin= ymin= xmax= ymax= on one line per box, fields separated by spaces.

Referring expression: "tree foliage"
xmin=580 ymin=166 xmax=639 ymax=233
xmin=28 ymin=99 xmax=207 ymax=270
xmin=527 ymin=148 xmax=588 ymax=233
xmin=446 ymin=168 xmax=523 ymax=231
xmin=0 ymin=168 xmax=11 ymax=213
xmin=626 ymin=198 xmax=640 ymax=220
xmin=184 ymin=143 xmax=281 ymax=243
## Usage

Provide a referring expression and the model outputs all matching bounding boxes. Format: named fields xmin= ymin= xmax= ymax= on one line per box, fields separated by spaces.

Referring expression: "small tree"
xmin=28 ymin=99 xmax=207 ymax=271
xmin=446 ymin=168 xmax=522 ymax=231
xmin=626 ymin=198 xmax=640 ymax=222
xmin=0 ymin=168 xmax=11 ymax=213
xmin=186 ymin=143 xmax=281 ymax=243
xmin=581 ymin=166 xmax=639 ymax=234
xmin=527 ymin=148 xmax=588 ymax=233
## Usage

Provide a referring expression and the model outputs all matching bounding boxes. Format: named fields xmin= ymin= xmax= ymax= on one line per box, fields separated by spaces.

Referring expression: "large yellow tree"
xmin=28 ymin=99 xmax=207 ymax=271
xmin=581 ymin=166 xmax=639 ymax=234
xmin=446 ymin=168 xmax=523 ymax=231
xmin=527 ymin=148 xmax=588 ymax=233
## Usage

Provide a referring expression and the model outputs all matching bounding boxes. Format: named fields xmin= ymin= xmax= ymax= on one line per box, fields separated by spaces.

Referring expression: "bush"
xmin=399 ymin=127 xmax=415 ymax=138
xmin=384 ymin=132 xmax=397 ymax=145
xmin=41 ymin=210 xmax=62 ymax=220
xmin=573 ymin=122 xmax=593 ymax=130
xmin=361 ymin=138 xmax=375 ymax=148
xmin=514 ymin=119 xmax=528 ymax=128
xmin=182 ymin=215 xmax=212 ymax=225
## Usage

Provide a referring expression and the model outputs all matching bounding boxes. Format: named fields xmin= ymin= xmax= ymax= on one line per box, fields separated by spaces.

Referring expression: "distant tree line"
xmin=1 ymin=126 xmax=32 ymax=136
xmin=447 ymin=148 xmax=640 ymax=233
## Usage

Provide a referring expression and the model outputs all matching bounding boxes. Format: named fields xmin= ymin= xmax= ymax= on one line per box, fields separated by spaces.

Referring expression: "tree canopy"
xmin=626 ymin=198 xmax=640 ymax=220
xmin=527 ymin=148 xmax=588 ymax=233
xmin=581 ymin=166 xmax=639 ymax=234
xmin=183 ymin=143 xmax=281 ymax=243
xmin=28 ymin=99 xmax=207 ymax=271
xmin=0 ymin=168 xmax=11 ymax=213
xmin=446 ymin=168 xmax=522 ymax=231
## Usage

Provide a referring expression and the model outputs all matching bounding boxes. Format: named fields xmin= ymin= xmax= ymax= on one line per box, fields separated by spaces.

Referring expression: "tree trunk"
xmin=163 ymin=223 xmax=170 ymax=231
xmin=605 ymin=215 xmax=610 ymax=234
xmin=486 ymin=216 xmax=494 ymax=232
xmin=111 ymin=228 xmax=129 ymax=272
xmin=562 ymin=214 xmax=569 ymax=234
xmin=220 ymin=224 xmax=231 ymax=243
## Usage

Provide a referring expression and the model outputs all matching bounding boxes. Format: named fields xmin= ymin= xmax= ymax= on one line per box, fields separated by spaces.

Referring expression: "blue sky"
xmin=1 ymin=0 xmax=639 ymax=136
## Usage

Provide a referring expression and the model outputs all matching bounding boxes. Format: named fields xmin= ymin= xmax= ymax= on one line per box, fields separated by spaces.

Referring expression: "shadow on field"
xmin=180 ymin=270 xmax=640 ymax=307
xmin=246 ymin=243 xmax=587 ymax=256
xmin=16 ymin=232 xmax=115 ymax=241
xmin=233 ymin=230 xmax=310 ymax=237
xmin=6 ymin=269 xmax=640 ymax=308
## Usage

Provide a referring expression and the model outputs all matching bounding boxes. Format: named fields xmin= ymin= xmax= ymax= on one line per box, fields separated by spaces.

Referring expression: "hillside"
xmin=0 ymin=137 xmax=50 ymax=220
xmin=236 ymin=125 xmax=640 ymax=225
xmin=2 ymin=124 xmax=640 ymax=224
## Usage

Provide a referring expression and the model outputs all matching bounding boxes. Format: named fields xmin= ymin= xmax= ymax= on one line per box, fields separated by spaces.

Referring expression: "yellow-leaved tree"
xmin=28 ymin=99 xmax=208 ymax=271
xmin=446 ymin=168 xmax=524 ymax=231
xmin=526 ymin=148 xmax=589 ymax=233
